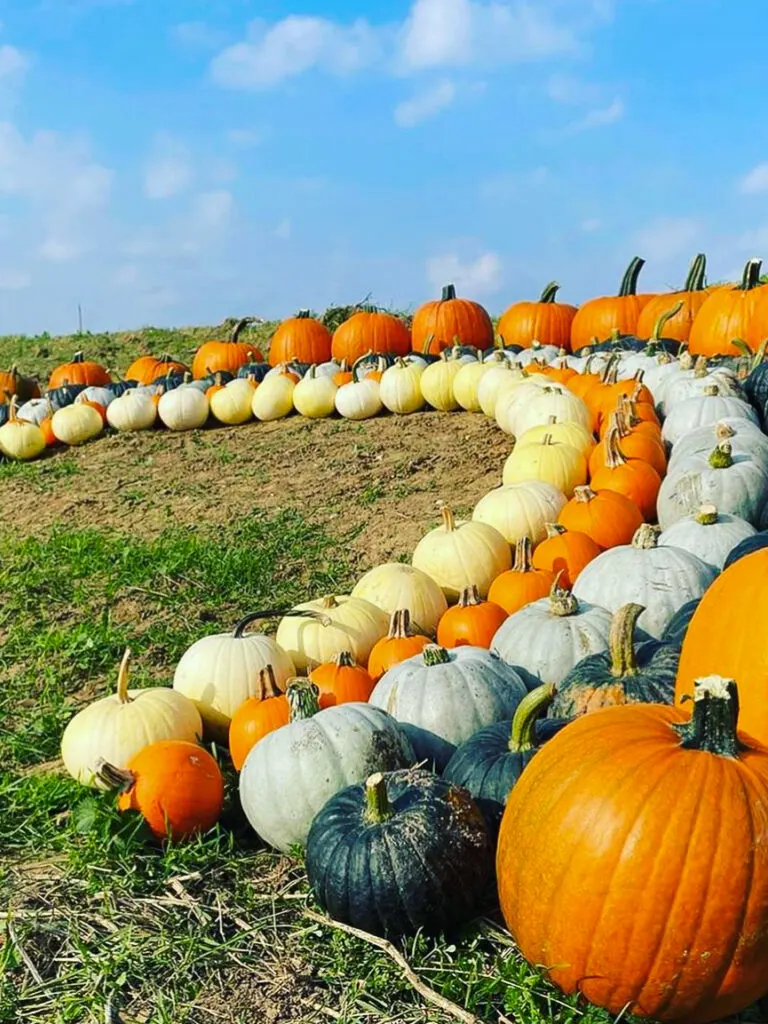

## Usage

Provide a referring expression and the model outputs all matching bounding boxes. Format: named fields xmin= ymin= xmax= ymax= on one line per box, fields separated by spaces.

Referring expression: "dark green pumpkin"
xmin=661 ymin=598 xmax=701 ymax=647
xmin=442 ymin=684 xmax=566 ymax=831
xmin=237 ymin=362 xmax=271 ymax=382
xmin=723 ymin=531 xmax=768 ymax=570
xmin=743 ymin=363 xmax=768 ymax=429
xmin=550 ymin=603 xmax=679 ymax=719
xmin=47 ymin=382 xmax=87 ymax=410
xmin=305 ymin=768 xmax=491 ymax=939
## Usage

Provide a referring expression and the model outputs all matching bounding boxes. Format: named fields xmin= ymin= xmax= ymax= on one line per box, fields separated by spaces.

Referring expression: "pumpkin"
xmin=239 ymin=680 xmax=414 ymax=852
xmin=689 ymin=258 xmax=768 ymax=357
xmin=531 ymin=524 xmax=601 ymax=588
xmin=410 ymin=284 xmax=493 ymax=355
xmin=418 ymin=354 xmax=462 ymax=412
xmin=573 ymin=523 xmax=717 ymax=639
xmin=589 ymin=412 xmax=666 ymax=478
xmin=487 ymin=537 xmax=556 ymax=616
xmin=39 ymin=403 xmax=57 ymax=447
xmin=659 ymin=359 xmax=742 ymax=417
xmin=99 ymin=739 xmax=223 ymax=841
xmin=61 ymin=649 xmax=202 ymax=788
xmin=516 ymin=418 xmax=595 ymax=459
xmin=275 ymin=594 xmax=389 ymax=673
xmin=453 ymin=359 xmax=491 ymax=412
xmin=491 ymin=578 xmax=619 ymax=687
xmin=172 ymin=611 xmax=295 ymax=739
xmin=208 ymin=378 xmax=255 ymax=425
xmin=335 ymin=378 xmax=382 ymax=420
xmin=192 ymin=317 xmax=264 ymax=378
xmin=477 ymin=364 xmax=521 ymax=418
xmin=250 ymin=373 xmax=295 ymax=421
xmin=570 ymin=257 xmax=654 ymax=350
xmin=550 ymin=602 xmax=678 ymax=718
xmin=661 ymin=386 xmax=758 ymax=448
xmin=309 ymin=651 xmax=374 ymax=708
xmin=306 ymin=768 xmax=491 ymax=939
xmin=589 ymin=424 xmax=661 ymax=520
xmin=74 ymin=395 xmax=108 ymax=425
xmin=48 ymin=351 xmax=111 ymax=390
xmin=497 ymin=282 xmax=577 ymax=352
xmin=502 ymin=433 xmax=587 ymax=498
xmin=351 ymin=563 xmax=447 ymax=635
xmin=658 ymin=504 xmax=756 ymax=571
xmin=443 ymin=683 xmax=561 ymax=831
xmin=292 ymin=366 xmax=338 ymax=418
xmin=557 ymin=486 xmax=644 ymax=550
xmin=50 ymin=402 xmax=103 ymax=446
xmin=379 ymin=358 xmax=425 ymax=414
xmin=494 ymin=375 xmax=551 ymax=435
xmin=332 ymin=307 xmax=410 ymax=364
xmin=369 ymin=644 xmax=527 ymax=770
xmin=0 ymin=397 xmax=46 ymax=461
xmin=368 ymin=609 xmax=431 ymax=681
xmin=228 ymin=665 xmax=289 ymax=771
xmin=436 ymin=585 xmax=507 ymax=649
xmin=157 ymin=386 xmax=209 ymax=431
xmin=635 ymin=253 xmax=710 ymax=342
xmin=497 ymin=677 xmax=768 ymax=1023
xmin=412 ymin=506 xmax=511 ymax=601
xmin=511 ymin=386 xmax=591 ymax=438
xmin=106 ymin=389 xmax=158 ymax=433
xmin=667 ymin=418 xmax=768 ymax=477
xmin=268 ymin=310 xmax=332 ymax=367
xmin=0 ymin=365 xmax=41 ymax=403
xmin=723 ymin=530 xmax=768 ymax=571
xmin=472 ymin=481 xmax=567 ymax=546
xmin=125 ymin=353 xmax=188 ymax=384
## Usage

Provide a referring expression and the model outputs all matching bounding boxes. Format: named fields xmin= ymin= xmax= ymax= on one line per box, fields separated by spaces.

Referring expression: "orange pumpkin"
xmin=269 ymin=310 xmax=332 ymax=367
xmin=589 ymin=425 xmax=661 ymax=521
xmin=570 ymin=257 xmax=654 ymax=351
xmin=48 ymin=351 xmax=111 ymax=390
xmin=537 ymin=357 xmax=577 ymax=386
xmin=332 ymin=360 xmax=354 ymax=386
xmin=192 ymin=317 xmax=264 ymax=379
xmin=436 ymin=585 xmax=508 ymax=649
xmin=589 ymin=412 xmax=666 ymax=478
xmin=411 ymin=284 xmax=494 ymax=355
xmin=689 ymin=258 xmax=768 ymax=357
xmin=332 ymin=307 xmax=411 ymax=363
xmin=40 ymin=407 xmax=58 ymax=446
xmin=0 ymin=365 xmax=41 ymax=403
xmin=616 ymin=393 xmax=662 ymax=438
xmin=636 ymin=253 xmax=711 ymax=342
xmin=497 ymin=282 xmax=577 ymax=352
xmin=497 ymin=676 xmax=768 ymax=1023
xmin=99 ymin=740 xmax=224 ymax=841
xmin=530 ymin=524 xmax=601 ymax=589
xmin=595 ymin=372 xmax=655 ymax=436
xmin=368 ymin=609 xmax=430 ymax=682
xmin=487 ymin=538 xmax=555 ymax=616
xmin=205 ymin=372 xmax=227 ymax=400
xmin=558 ymin=485 xmax=644 ymax=549
xmin=125 ymin=353 xmax=188 ymax=385
xmin=565 ymin=354 xmax=608 ymax=407
xmin=76 ymin=397 xmax=108 ymax=424
xmin=228 ymin=666 xmax=289 ymax=771
xmin=309 ymin=651 xmax=374 ymax=708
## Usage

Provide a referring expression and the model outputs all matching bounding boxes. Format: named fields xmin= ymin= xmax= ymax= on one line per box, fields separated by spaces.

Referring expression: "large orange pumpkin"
xmin=411 ymin=284 xmax=494 ymax=354
xmin=497 ymin=676 xmax=768 ymax=1023
xmin=676 ymin=547 xmax=768 ymax=745
xmin=557 ymin=486 xmax=644 ymax=550
xmin=268 ymin=310 xmax=332 ymax=367
xmin=125 ymin=353 xmax=189 ymax=384
xmin=487 ymin=537 xmax=555 ymax=616
xmin=192 ymin=317 xmax=264 ymax=379
xmin=48 ymin=352 xmax=111 ymax=390
xmin=308 ymin=651 xmax=374 ymax=708
xmin=332 ymin=307 xmax=411 ymax=363
xmin=636 ymin=253 xmax=710 ymax=342
xmin=367 ymin=609 xmax=430 ymax=682
xmin=688 ymin=258 xmax=768 ymax=357
xmin=570 ymin=257 xmax=654 ymax=350
xmin=228 ymin=666 xmax=289 ymax=771
xmin=497 ymin=282 xmax=577 ymax=352
xmin=436 ymin=585 xmax=507 ymax=649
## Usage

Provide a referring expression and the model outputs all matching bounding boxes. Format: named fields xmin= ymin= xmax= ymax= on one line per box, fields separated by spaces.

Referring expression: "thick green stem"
xmin=740 ymin=258 xmax=763 ymax=292
xmin=675 ymin=677 xmax=743 ymax=757
xmin=650 ymin=301 xmax=684 ymax=342
xmin=441 ymin=284 xmax=457 ymax=302
xmin=509 ymin=683 xmax=556 ymax=752
xmin=609 ymin=604 xmax=645 ymax=677
xmin=423 ymin=644 xmax=452 ymax=667
xmin=619 ymin=257 xmax=645 ymax=297
xmin=539 ymin=282 xmax=560 ymax=304
xmin=286 ymin=680 xmax=321 ymax=721
xmin=695 ymin=504 xmax=719 ymax=526
xmin=709 ymin=442 xmax=734 ymax=469
xmin=684 ymin=254 xmax=707 ymax=292
xmin=365 ymin=773 xmax=393 ymax=824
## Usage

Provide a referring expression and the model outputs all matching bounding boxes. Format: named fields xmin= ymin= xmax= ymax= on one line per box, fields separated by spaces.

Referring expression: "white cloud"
xmin=0 ymin=44 xmax=28 ymax=81
xmin=394 ymin=79 xmax=455 ymax=127
xmin=143 ymin=136 xmax=192 ymax=199
xmin=274 ymin=218 xmax=292 ymax=240
xmin=399 ymin=0 xmax=472 ymax=69
xmin=631 ymin=216 xmax=701 ymax=265
xmin=739 ymin=163 xmax=768 ymax=196
xmin=562 ymin=97 xmax=624 ymax=134
xmin=40 ymin=237 xmax=83 ymax=262
xmin=427 ymin=251 xmax=502 ymax=295
xmin=193 ymin=190 xmax=233 ymax=228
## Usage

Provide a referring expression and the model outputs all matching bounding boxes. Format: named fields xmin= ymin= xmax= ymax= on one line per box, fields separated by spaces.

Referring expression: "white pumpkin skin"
xmin=667 ymin=419 xmax=768 ymax=475
xmin=239 ymin=686 xmax=414 ymax=852
xmin=658 ymin=507 xmax=757 ymax=571
xmin=106 ymin=391 xmax=157 ymax=432
xmin=51 ymin=403 xmax=103 ymax=445
xmin=512 ymin=387 xmax=591 ymax=437
xmin=661 ymin=392 xmax=758 ymax=448
xmin=0 ymin=404 xmax=46 ymax=460
xmin=173 ymin=612 xmax=296 ymax=737
xmin=351 ymin=563 xmax=447 ymax=635
xmin=495 ymin=379 xmax=550 ymax=435
xmin=335 ymin=379 xmax=382 ymax=420
xmin=15 ymin=397 xmax=48 ymax=426
xmin=80 ymin=385 xmax=115 ymax=408
xmin=453 ymin=361 xmax=490 ymax=412
xmin=368 ymin=644 xmax=527 ymax=769
xmin=490 ymin=589 xmax=618 ymax=687
xmin=411 ymin=507 xmax=511 ymax=601
xmin=252 ymin=374 xmax=295 ymax=421
xmin=419 ymin=358 xmax=462 ymax=412
xmin=61 ymin=650 xmax=203 ymax=788
xmin=158 ymin=387 xmax=209 ymax=431
xmin=502 ymin=436 xmax=587 ymax=497
xmin=210 ymin=378 xmax=255 ymax=425
xmin=659 ymin=366 xmax=742 ymax=415
xmin=275 ymin=594 xmax=389 ymax=672
xmin=379 ymin=360 xmax=425 ymax=415
xmin=472 ymin=481 xmax=567 ymax=546
xmin=657 ymin=444 xmax=768 ymax=529
xmin=478 ymin=365 xmax=517 ymax=418
xmin=572 ymin=524 xmax=717 ymax=639
xmin=293 ymin=369 xmax=338 ymax=418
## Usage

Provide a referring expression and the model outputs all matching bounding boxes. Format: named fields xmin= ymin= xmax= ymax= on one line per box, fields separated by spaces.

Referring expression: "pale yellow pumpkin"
xmin=292 ymin=367 xmax=338 ymax=418
xmin=275 ymin=594 xmax=389 ymax=672
xmin=515 ymin=419 xmax=595 ymax=458
xmin=210 ymin=378 xmax=255 ymax=425
xmin=379 ymin=359 xmax=425 ymax=414
xmin=351 ymin=562 xmax=447 ymax=635
xmin=453 ymin=361 xmax=491 ymax=413
xmin=0 ymin=398 xmax=45 ymax=461
xmin=252 ymin=374 xmax=295 ymax=421
xmin=495 ymin=378 xmax=557 ymax=436
xmin=51 ymin=403 xmax=103 ymax=445
xmin=512 ymin=386 xmax=591 ymax=437
xmin=419 ymin=357 xmax=462 ymax=412
xmin=473 ymin=481 xmax=568 ymax=545
xmin=502 ymin=434 xmax=588 ymax=497
xmin=411 ymin=506 xmax=511 ymax=601
xmin=106 ymin=390 xmax=157 ymax=432
xmin=158 ymin=386 xmax=210 ymax=430
xmin=478 ymin=364 xmax=521 ymax=418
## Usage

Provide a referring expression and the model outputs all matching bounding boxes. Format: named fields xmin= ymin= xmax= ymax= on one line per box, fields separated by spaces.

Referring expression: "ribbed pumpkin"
xmin=558 ymin=486 xmax=644 ymax=550
xmin=487 ymin=537 xmax=556 ymax=616
xmin=275 ymin=595 xmax=389 ymax=673
xmin=351 ymin=563 xmax=447 ymax=636
xmin=531 ymin=524 xmax=601 ymax=588
xmin=332 ymin=307 xmax=410 ymax=363
xmin=497 ymin=282 xmax=577 ymax=352
xmin=192 ymin=318 xmax=264 ymax=379
xmin=125 ymin=353 xmax=188 ymax=384
xmin=688 ymin=258 xmax=767 ymax=357
xmin=436 ymin=585 xmax=507 ymax=649
xmin=227 ymin=665 xmax=290 ymax=771
xmin=589 ymin=411 xmax=667 ymax=478
xmin=473 ymin=481 xmax=568 ymax=547
xmin=497 ymin=677 xmax=768 ymax=1023
xmin=368 ymin=610 xmax=431 ymax=682
xmin=570 ymin=257 xmax=654 ymax=350
xmin=412 ymin=506 xmax=511 ymax=601
xmin=502 ymin=434 xmax=587 ymax=498
xmin=411 ymin=284 xmax=494 ymax=354
xmin=0 ymin=397 xmax=46 ymax=461
xmin=48 ymin=351 xmax=111 ymax=390
xmin=268 ymin=310 xmax=332 ymax=367
xmin=515 ymin=418 xmax=595 ymax=459
xmin=589 ymin=425 xmax=661 ymax=520
xmin=635 ymin=253 xmax=710 ymax=342
xmin=309 ymin=651 xmax=374 ymax=708
xmin=0 ymin=365 xmax=41 ymax=403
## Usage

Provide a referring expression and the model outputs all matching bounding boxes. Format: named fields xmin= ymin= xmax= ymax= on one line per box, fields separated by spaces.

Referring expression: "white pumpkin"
xmin=572 ymin=523 xmax=717 ymax=639
xmin=453 ymin=360 xmax=491 ymax=412
xmin=477 ymin=364 xmax=519 ymax=418
xmin=658 ymin=505 xmax=757 ymax=571
xmin=659 ymin=362 xmax=742 ymax=414
xmin=106 ymin=390 xmax=157 ymax=432
xmin=411 ymin=506 xmax=511 ymax=601
xmin=494 ymin=377 xmax=552 ymax=436
xmin=79 ymin=385 xmax=115 ymax=408
xmin=0 ymin=399 xmax=46 ymax=460
xmin=61 ymin=649 xmax=203 ymax=788
xmin=51 ymin=403 xmax=103 ymax=445
xmin=351 ymin=562 xmax=447 ymax=635
xmin=251 ymin=373 xmax=295 ymax=421
xmin=335 ymin=378 xmax=382 ymax=420
xmin=293 ymin=367 xmax=337 ymax=418
xmin=661 ymin=387 xmax=758 ymax=448
xmin=158 ymin=386 xmax=209 ymax=431
xmin=472 ymin=481 xmax=567 ymax=546
xmin=667 ymin=419 xmax=768 ymax=476
xmin=210 ymin=378 xmax=255 ymax=425
xmin=419 ymin=357 xmax=462 ymax=412
xmin=502 ymin=434 xmax=588 ymax=498
xmin=239 ymin=681 xmax=414 ymax=853
xmin=516 ymin=343 xmax=560 ymax=366
xmin=275 ymin=594 xmax=389 ymax=672
xmin=172 ymin=612 xmax=296 ymax=737
xmin=379 ymin=359 xmax=425 ymax=415
xmin=313 ymin=360 xmax=342 ymax=378
xmin=512 ymin=386 xmax=591 ymax=438
xmin=515 ymin=419 xmax=595 ymax=457
xmin=15 ymin=397 xmax=48 ymax=426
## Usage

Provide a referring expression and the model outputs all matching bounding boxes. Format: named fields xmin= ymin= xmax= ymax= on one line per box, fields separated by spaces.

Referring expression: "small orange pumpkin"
xmin=269 ymin=310 xmax=332 ymax=367
xmin=531 ymin=524 xmax=602 ymax=588
xmin=488 ymin=537 xmax=556 ymax=616
xmin=558 ymin=486 xmax=644 ymax=550
xmin=0 ymin=365 xmax=41 ymax=403
xmin=125 ymin=353 xmax=188 ymax=385
xmin=48 ymin=351 xmax=111 ymax=390
xmin=368 ymin=609 xmax=431 ymax=682
xmin=228 ymin=666 xmax=289 ymax=771
xmin=589 ymin=412 xmax=667 ymax=477
xmin=437 ymin=585 xmax=508 ymax=649
xmin=309 ymin=651 xmax=374 ymax=708
xmin=411 ymin=284 xmax=494 ymax=355
xmin=332 ymin=360 xmax=354 ymax=386
xmin=192 ymin=317 xmax=264 ymax=379
xmin=497 ymin=281 xmax=577 ymax=352
xmin=589 ymin=426 xmax=661 ymax=521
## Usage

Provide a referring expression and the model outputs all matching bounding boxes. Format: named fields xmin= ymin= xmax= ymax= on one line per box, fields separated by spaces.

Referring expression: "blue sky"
xmin=0 ymin=0 xmax=767 ymax=334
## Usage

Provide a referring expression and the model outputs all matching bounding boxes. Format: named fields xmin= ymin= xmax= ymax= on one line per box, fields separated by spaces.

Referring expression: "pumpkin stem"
xmin=702 ymin=384 xmax=720 ymax=397
xmin=538 ymin=281 xmax=560 ymax=304
xmin=422 ymin=644 xmax=452 ymax=667
xmin=632 ymin=523 xmax=660 ymax=549
xmin=387 ymin=609 xmax=415 ymax=639
xmin=286 ymin=679 xmax=321 ymax=721
xmin=8 ymin=395 xmax=19 ymax=424
xmin=320 ymin=595 xmax=339 ymax=610
xmin=116 ymin=647 xmax=132 ymax=704
xmin=512 ymin=536 xmax=534 ymax=573
xmin=618 ymin=257 xmax=645 ymax=297
xmin=715 ymin=421 xmax=736 ymax=442
xmin=693 ymin=356 xmax=709 ymax=379
xmin=675 ymin=676 xmax=744 ymax=758
xmin=649 ymin=301 xmax=684 ymax=342
xmin=695 ymin=504 xmax=719 ymax=526
xmin=457 ymin=585 xmax=482 ymax=608
xmin=441 ymin=284 xmax=457 ymax=302
xmin=708 ymin=441 xmax=734 ymax=470
xmin=72 ymin=351 xmax=85 ymax=363
xmin=739 ymin=258 xmax=763 ymax=292
xmin=549 ymin=573 xmax=578 ymax=617
xmin=233 ymin=610 xmax=290 ymax=637
xmin=365 ymin=772 xmax=393 ymax=824
xmin=684 ymin=253 xmax=708 ymax=292
xmin=608 ymin=603 xmax=645 ymax=678
xmin=602 ymin=423 xmax=628 ymax=470
xmin=257 ymin=665 xmax=283 ymax=701
xmin=572 ymin=485 xmax=596 ymax=505
xmin=297 ymin=309 xmax=312 ymax=319
xmin=231 ymin=316 xmax=257 ymax=343
xmin=334 ymin=651 xmax=356 ymax=667
xmin=679 ymin=350 xmax=694 ymax=371
xmin=544 ymin=522 xmax=566 ymax=540
xmin=96 ymin=760 xmax=136 ymax=793
xmin=508 ymin=683 xmax=556 ymax=753
xmin=440 ymin=506 xmax=457 ymax=532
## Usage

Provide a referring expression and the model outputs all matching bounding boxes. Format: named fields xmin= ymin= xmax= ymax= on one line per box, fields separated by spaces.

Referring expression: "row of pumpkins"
xmin=55 ymin=326 xmax=768 ymax=1022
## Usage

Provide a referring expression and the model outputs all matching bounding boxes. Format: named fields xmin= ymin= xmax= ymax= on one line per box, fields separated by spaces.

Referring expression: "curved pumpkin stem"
xmin=618 ymin=257 xmax=645 ymax=297
xmin=116 ymin=648 xmax=132 ymax=704
xmin=508 ymin=683 xmax=556 ymax=753
xmin=649 ymin=301 xmax=684 ymax=344
xmin=608 ymin=603 xmax=645 ymax=678
xmin=602 ymin=422 xmax=628 ymax=469
xmin=538 ymin=281 xmax=560 ymax=303
xmin=675 ymin=676 xmax=743 ymax=757
xmin=286 ymin=679 xmax=321 ymax=721
xmin=230 ymin=316 xmax=261 ymax=343
xmin=684 ymin=253 xmax=707 ymax=292
xmin=549 ymin=572 xmax=578 ymax=617
xmin=257 ymin=665 xmax=283 ymax=701
xmin=440 ymin=506 xmax=457 ymax=532
xmin=512 ymin=536 xmax=535 ymax=573
xmin=96 ymin=760 xmax=136 ymax=794
xmin=738 ymin=258 xmax=763 ymax=292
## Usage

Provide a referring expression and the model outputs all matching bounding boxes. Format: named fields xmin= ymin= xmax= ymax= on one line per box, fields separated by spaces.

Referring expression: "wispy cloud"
xmin=427 ymin=250 xmax=502 ymax=295
xmin=171 ymin=21 xmax=229 ymax=52
xmin=561 ymin=97 xmax=624 ymax=134
xmin=394 ymin=79 xmax=455 ymax=127
xmin=738 ymin=163 xmax=768 ymax=195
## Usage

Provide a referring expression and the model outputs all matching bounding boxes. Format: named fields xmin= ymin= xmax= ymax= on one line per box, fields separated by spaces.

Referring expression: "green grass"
xmin=0 ymin=512 xmax=623 ymax=1024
